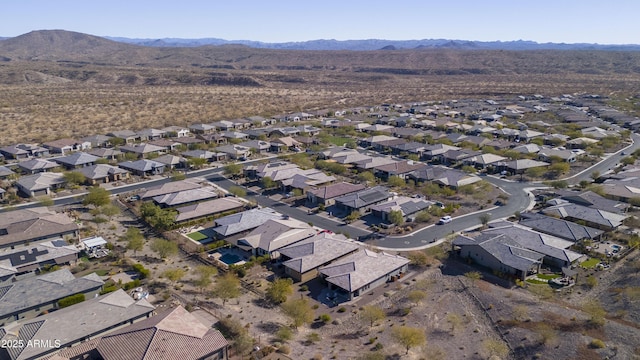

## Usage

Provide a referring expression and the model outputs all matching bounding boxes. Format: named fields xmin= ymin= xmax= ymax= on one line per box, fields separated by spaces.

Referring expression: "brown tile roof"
xmin=373 ymin=160 xmax=426 ymax=174
xmin=96 ymin=306 xmax=228 ymax=360
xmin=308 ymin=182 xmax=366 ymax=200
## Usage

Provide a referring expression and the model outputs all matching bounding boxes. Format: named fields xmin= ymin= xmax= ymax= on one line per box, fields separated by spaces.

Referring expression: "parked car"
xmin=438 ymin=216 xmax=452 ymax=224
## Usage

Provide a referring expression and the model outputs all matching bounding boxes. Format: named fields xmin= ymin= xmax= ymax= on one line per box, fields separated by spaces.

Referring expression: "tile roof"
xmin=519 ymin=212 xmax=603 ymax=241
xmin=175 ymin=197 xmax=245 ymax=222
xmin=0 ymin=289 xmax=154 ymax=360
xmin=319 ymin=250 xmax=409 ymax=292
xmin=238 ymin=218 xmax=316 ymax=253
xmin=17 ymin=159 xmax=59 ymax=172
xmin=77 ymin=164 xmax=128 ymax=180
xmin=308 ymin=182 xmax=366 ymax=200
xmin=281 ymin=234 xmax=361 ymax=274
xmin=0 ymin=207 xmax=78 ymax=247
xmin=334 ymin=186 xmax=391 ymax=209
xmin=212 ymin=207 xmax=284 ymax=237
xmin=153 ymin=188 xmax=219 ymax=207
xmin=0 ymin=269 xmax=104 ymax=319
xmin=140 ymin=180 xmax=202 ymax=199
xmin=96 ymin=306 xmax=228 ymax=360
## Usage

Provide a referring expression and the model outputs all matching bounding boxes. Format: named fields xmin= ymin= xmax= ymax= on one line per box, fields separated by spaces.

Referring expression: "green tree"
xmin=150 ymin=238 xmax=178 ymax=259
xmin=590 ymin=170 xmax=601 ymax=181
xmin=187 ymin=157 xmax=208 ymax=170
xmin=481 ymin=339 xmax=509 ymax=359
xmin=212 ymin=272 xmax=241 ymax=305
xmin=194 ymin=265 xmax=218 ymax=293
xmin=391 ymin=326 xmax=426 ymax=354
xmin=479 ymin=213 xmax=491 ymax=228
xmin=387 ymin=175 xmax=406 ymax=188
xmin=63 ymin=171 xmax=86 ymax=186
xmin=228 ymin=186 xmax=247 ymax=197
xmin=261 ymin=176 xmax=277 ymax=189
xmin=281 ymin=298 xmax=315 ymax=328
xmin=407 ymin=290 xmax=426 ymax=307
xmin=266 ymin=278 xmax=293 ymax=304
xmin=162 ymin=268 xmax=186 ymax=285
xmin=100 ymin=204 xmax=121 ymax=220
xmin=275 ymin=326 xmax=293 ymax=342
xmin=388 ymin=210 xmax=405 ymax=227
xmin=83 ymin=187 xmax=111 ymax=207
xmin=140 ymin=202 xmax=176 ymax=230
xmin=360 ymin=305 xmax=386 ymax=328
xmin=525 ymin=166 xmax=545 ymax=178
xmin=345 ymin=211 xmax=361 ymax=224
xmin=357 ymin=171 xmax=376 ymax=184
xmin=38 ymin=196 xmax=54 ymax=207
xmin=124 ymin=227 xmax=144 ymax=254
xmin=223 ymin=163 xmax=243 ymax=178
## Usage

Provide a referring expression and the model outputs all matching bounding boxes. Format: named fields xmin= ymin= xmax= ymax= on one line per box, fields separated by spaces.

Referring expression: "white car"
xmin=438 ymin=216 xmax=452 ymax=224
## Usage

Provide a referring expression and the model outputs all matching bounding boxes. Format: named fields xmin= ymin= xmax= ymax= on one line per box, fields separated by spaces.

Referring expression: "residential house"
xmin=334 ymin=186 xmax=392 ymax=213
xmin=566 ymin=137 xmax=599 ymax=149
xmin=497 ymin=159 xmax=550 ymax=175
xmin=319 ymin=249 xmax=409 ymax=301
xmin=118 ymin=159 xmax=166 ymax=177
xmin=463 ymin=153 xmax=507 ymax=170
xmin=542 ymin=203 xmax=627 ymax=231
xmin=422 ymin=144 xmax=460 ymax=160
xmin=480 ymin=224 xmax=585 ymax=268
xmin=188 ymin=123 xmax=216 ymax=134
xmin=107 ymin=130 xmax=140 ymax=144
xmin=77 ymin=164 xmax=129 ymax=184
xmin=0 ymin=269 xmax=104 ymax=326
xmin=172 ymin=136 xmax=204 ymax=147
xmin=391 ymin=142 xmax=428 ymax=157
xmin=307 ymin=182 xmax=366 ymax=206
xmin=0 ymin=207 xmax=79 ymax=249
xmin=519 ymin=212 xmax=604 ymax=242
xmin=197 ymin=133 xmax=228 ymax=145
xmin=512 ymin=143 xmax=542 ymax=154
xmin=153 ymin=188 xmax=219 ymax=208
xmin=271 ymin=136 xmax=302 ymax=152
xmin=140 ymin=180 xmax=202 ymax=199
xmin=0 ymin=144 xmax=49 ymax=160
xmin=221 ymin=131 xmax=249 ymax=140
xmin=181 ymin=150 xmax=220 ymax=163
xmin=52 ymin=152 xmax=100 ymax=170
xmin=174 ymin=197 xmax=245 ymax=223
xmin=238 ymin=140 xmax=271 ymax=154
xmin=268 ymin=127 xmax=300 ymax=137
xmin=537 ymin=148 xmax=577 ymax=163
xmin=119 ymin=144 xmax=166 ymax=159
xmin=211 ymin=207 xmax=284 ymax=238
xmin=215 ymin=144 xmax=251 ymax=160
xmin=0 ymin=289 xmax=154 ymax=360
xmin=0 ymin=166 xmax=15 ymax=179
xmin=353 ymin=156 xmax=397 ymax=171
xmin=436 ymin=149 xmax=482 ymax=165
xmin=42 ymin=138 xmax=91 ymax=155
xmin=81 ymin=134 xmax=113 ymax=148
xmin=295 ymin=125 xmax=321 ymax=136
xmin=136 ymin=128 xmax=166 ymax=141
xmin=408 ymin=165 xmax=481 ymax=188
xmin=370 ymin=196 xmax=434 ymax=223
xmin=17 ymin=159 xmax=59 ymax=174
xmin=95 ymin=306 xmax=229 ymax=360
xmin=280 ymin=233 xmax=361 ymax=283
xmin=235 ymin=218 xmax=317 ymax=258
xmin=88 ymin=147 xmax=123 ymax=161
xmin=154 ymin=154 xmax=188 ymax=170
xmin=243 ymin=128 xmax=271 ymax=140
xmin=161 ymin=126 xmax=191 ymax=138
xmin=0 ymin=240 xmax=80 ymax=282
xmin=147 ymin=139 xmax=182 ymax=152
xmin=453 ymin=233 xmax=543 ymax=281
xmin=373 ymin=160 xmax=426 ymax=180
xmin=557 ymin=190 xmax=629 ymax=214
xmin=15 ymin=172 xmax=66 ymax=197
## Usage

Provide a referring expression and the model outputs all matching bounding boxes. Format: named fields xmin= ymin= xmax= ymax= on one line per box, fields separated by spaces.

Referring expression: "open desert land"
xmin=1 ymin=31 xmax=640 ymax=144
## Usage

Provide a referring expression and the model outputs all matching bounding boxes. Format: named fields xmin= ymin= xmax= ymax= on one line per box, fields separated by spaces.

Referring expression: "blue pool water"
xmin=219 ymin=253 xmax=241 ymax=265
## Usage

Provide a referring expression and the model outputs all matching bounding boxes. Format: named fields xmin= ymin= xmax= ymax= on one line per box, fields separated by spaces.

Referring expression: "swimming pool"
xmin=218 ymin=253 xmax=241 ymax=265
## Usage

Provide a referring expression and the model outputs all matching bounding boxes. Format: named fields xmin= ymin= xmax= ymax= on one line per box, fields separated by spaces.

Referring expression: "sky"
xmin=2 ymin=0 xmax=640 ymax=45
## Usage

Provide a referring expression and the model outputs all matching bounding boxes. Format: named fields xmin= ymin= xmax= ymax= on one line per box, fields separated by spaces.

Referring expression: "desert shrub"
xmin=58 ymin=293 xmax=85 ymax=308
xmin=589 ymin=339 xmax=605 ymax=349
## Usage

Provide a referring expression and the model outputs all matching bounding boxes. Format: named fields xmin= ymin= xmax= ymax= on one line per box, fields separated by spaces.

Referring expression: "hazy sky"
xmin=3 ymin=0 xmax=639 ymax=44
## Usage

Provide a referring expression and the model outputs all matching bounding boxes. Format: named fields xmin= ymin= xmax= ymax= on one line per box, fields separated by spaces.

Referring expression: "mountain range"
xmin=105 ymin=36 xmax=640 ymax=51
xmin=1 ymin=30 xmax=639 ymax=51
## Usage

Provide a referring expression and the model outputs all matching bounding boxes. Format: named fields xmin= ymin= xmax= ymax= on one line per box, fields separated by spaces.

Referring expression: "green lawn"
xmin=95 ymin=269 xmax=110 ymax=276
xmin=187 ymin=231 xmax=208 ymax=241
xmin=328 ymin=137 xmax=355 ymax=147
xmin=581 ymin=258 xmax=600 ymax=269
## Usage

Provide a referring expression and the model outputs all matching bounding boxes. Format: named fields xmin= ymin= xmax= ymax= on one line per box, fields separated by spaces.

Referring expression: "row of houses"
xmin=453 ymin=189 xmax=630 ymax=281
